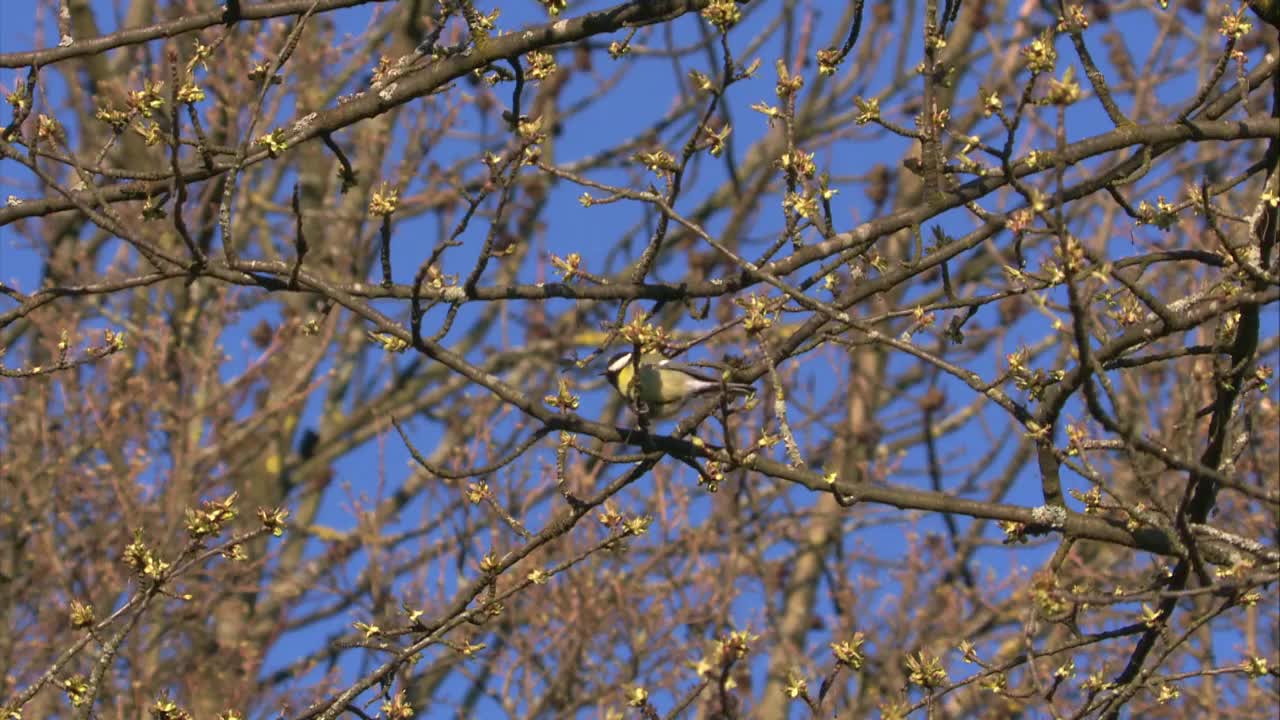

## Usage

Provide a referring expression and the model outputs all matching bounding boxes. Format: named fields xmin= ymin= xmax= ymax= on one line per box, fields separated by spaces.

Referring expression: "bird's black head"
xmin=601 ymin=351 xmax=634 ymax=389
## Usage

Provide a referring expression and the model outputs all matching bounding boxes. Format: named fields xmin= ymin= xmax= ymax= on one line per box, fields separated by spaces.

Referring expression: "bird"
xmin=601 ymin=351 xmax=755 ymax=418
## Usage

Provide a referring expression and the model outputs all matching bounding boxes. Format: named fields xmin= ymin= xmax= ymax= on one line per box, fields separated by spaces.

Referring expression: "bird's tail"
xmin=696 ymin=382 xmax=754 ymax=398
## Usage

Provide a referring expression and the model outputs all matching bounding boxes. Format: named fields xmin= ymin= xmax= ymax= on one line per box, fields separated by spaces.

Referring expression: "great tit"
xmin=602 ymin=351 xmax=754 ymax=418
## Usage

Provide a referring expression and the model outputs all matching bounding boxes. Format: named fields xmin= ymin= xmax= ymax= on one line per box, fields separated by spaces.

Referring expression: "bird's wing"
xmin=654 ymin=358 xmax=729 ymax=385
